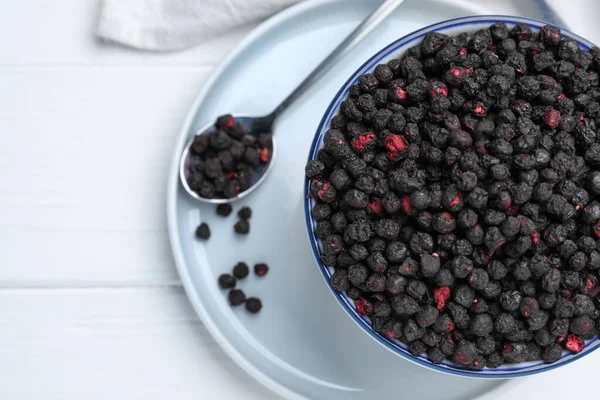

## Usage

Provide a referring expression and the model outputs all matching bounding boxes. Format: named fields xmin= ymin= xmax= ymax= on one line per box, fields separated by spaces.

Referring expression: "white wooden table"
xmin=1 ymin=1 xmax=599 ymax=399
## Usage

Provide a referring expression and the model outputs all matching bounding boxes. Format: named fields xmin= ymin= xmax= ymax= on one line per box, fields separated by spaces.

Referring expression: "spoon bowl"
xmin=179 ymin=115 xmax=278 ymax=204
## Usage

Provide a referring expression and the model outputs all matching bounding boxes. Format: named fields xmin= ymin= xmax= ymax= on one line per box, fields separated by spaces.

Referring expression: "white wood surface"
xmin=0 ymin=288 xmax=280 ymax=399
xmin=0 ymin=1 xmax=278 ymax=398
xmin=1 ymin=0 xmax=599 ymax=399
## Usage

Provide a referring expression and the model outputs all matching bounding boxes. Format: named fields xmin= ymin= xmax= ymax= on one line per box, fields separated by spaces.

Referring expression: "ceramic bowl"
xmin=305 ymin=15 xmax=600 ymax=378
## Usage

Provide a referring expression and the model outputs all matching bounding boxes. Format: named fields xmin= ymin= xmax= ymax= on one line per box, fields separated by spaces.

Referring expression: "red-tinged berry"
xmin=594 ymin=221 xmax=600 ymax=237
xmin=506 ymin=205 xmax=520 ymax=216
xmin=445 ymin=67 xmax=466 ymax=87
xmin=260 ymin=148 xmax=270 ymax=163
xmin=429 ymin=81 xmax=449 ymax=98
xmin=352 ymin=133 xmax=376 ymax=152
xmin=384 ymin=134 xmax=408 ymax=160
xmin=317 ymin=182 xmax=337 ymax=203
xmin=254 ymin=263 xmax=269 ymax=277
xmin=584 ymin=277 xmax=597 ymax=295
xmin=541 ymin=25 xmax=562 ymax=46
xmin=565 ymin=334 xmax=584 ymax=353
xmin=530 ymin=231 xmax=539 ymax=244
xmin=433 ymin=313 xmax=455 ymax=334
xmin=216 ymin=114 xmax=235 ymax=129
xmin=543 ymin=109 xmax=561 ymax=129
xmin=355 ymin=298 xmax=373 ymax=315
xmin=432 ymin=212 xmax=456 ymax=233
xmin=367 ymin=273 xmax=386 ymax=292
xmin=400 ymin=196 xmax=412 ymax=215
xmin=442 ymin=186 xmax=464 ymax=213
xmin=474 ymin=105 xmax=486 ymax=116
xmin=367 ymin=199 xmax=382 ymax=215
xmin=434 ymin=286 xmax=451 ymax=310
xmin=389 ymin=80 xmax=408 ymax=103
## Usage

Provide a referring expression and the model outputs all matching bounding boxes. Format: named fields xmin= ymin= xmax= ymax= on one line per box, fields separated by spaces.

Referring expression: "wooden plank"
xmin=0 ymin=288 xmax=280 ymax=399
xmin=0 ymin=69 xmax=211 ymax=283
xmin=0 ymin=287 xmax=599 ymax=400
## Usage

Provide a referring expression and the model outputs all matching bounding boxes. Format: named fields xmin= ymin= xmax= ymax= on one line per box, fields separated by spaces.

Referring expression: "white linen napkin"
xmin=96 ymin=0 xmax=573 ymax=52
xmin=96 ymin=0 xmax=302 ymax=51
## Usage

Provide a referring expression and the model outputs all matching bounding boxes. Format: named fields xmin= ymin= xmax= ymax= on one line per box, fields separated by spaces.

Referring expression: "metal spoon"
xmin=180 ymin=0 xmax=404 ymax=204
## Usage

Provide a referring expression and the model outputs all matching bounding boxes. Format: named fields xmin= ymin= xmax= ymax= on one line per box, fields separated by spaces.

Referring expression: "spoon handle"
xmin=266 ymin=0 xmax=404 ymax=123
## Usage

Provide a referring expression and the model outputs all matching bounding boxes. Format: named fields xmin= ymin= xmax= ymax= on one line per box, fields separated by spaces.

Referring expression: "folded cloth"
xmin=96 ymin=0 xmax=302 ymax=51
xmin=96 ymin=0 xmax=570 ymax=52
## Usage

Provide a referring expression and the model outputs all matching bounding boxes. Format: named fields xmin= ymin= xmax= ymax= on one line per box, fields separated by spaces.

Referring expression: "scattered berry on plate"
xmin=246 ymin=297 xmax=263 ymax=313
xmin=216 ymin=204 xmax=233 ymax=216
xmin=218 ymin=274 xmax=236 ymax=289
xmin=195 ymin=223 xmax=211 ymax=240
xmin=254 ymin=263 xmax=269 ymax=277
xmin=234 ymin=219 xmax=250 ymax=234
xmin=233 ymin=262 xmax=250 ymax=279
xmin=228 ymin=289 xmax=246 ymax=306
xmin=238 ymin=206 xmax=252 ymax=219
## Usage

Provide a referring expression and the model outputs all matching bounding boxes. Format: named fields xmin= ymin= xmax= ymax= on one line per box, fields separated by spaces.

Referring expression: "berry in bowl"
xmin=304 ymin=15 xmax=600 ymax=378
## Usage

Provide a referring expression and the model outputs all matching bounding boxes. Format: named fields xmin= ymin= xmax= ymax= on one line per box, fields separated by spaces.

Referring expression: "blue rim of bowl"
xmin=304 ymin=15 xmax=600 ymax=378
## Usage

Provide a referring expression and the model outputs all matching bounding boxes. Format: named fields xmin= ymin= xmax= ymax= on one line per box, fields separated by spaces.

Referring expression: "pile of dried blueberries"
xmin=306 ymin=22 xmax=600 ymax=369
xmin=186 ymin=115 xmax=273 ymax=199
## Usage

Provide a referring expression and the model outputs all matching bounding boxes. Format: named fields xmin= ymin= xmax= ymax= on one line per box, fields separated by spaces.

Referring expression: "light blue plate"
xmin=167 ymin=0 xmax=566 ymax=398
xmin=305 ymin=15 xmax=600 ymax=379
